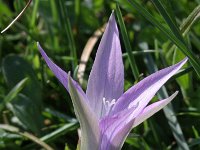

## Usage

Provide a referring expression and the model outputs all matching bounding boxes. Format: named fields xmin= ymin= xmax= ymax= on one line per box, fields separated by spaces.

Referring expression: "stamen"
xmin=103 ymin=97 xmax=116 ymax=115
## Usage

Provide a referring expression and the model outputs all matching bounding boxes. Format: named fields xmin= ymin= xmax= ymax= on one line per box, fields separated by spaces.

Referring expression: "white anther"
xmin=103 ymin=97 xmax=116 ymax=114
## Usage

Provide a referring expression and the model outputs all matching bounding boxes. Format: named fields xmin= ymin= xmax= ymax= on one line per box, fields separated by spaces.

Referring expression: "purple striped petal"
xmin=38 ymin=42 xmax=86 ymax=100
xmin=68 ymin=74 xmax=99 ymax=150
xmin=99 ymin=106 xmax=136 ymax=150
xmin=37 ymin=42 xmax=69 ymax=91
xmin=111 ymin=58 xmax=187 ymax=115
xmin=86 ymin=12 xmax=124 ymax=119
xmin=100 ymin=92 xmax=178 ymax=150
xmin=132 ymin=91 xmax=178 ymax=128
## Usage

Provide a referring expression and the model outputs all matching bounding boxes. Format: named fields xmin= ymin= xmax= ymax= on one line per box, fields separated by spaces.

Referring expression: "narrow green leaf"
xmin=166 ymin=5 xmax=200 ymax=57
xmin=0 ymin=124 xmax=54 ymax=150
xmin=65 ymin=144 xmax=70 ymax=150
xmin=127 ymin=0 xmax=200 ymax=77
xmin=50 ymin=0 xmax=59 ymax=49
xmin=165 ymin=5 xmax=200 ymax=100
xmin=30 ymin=0 xmax=39 ymax=27
xmin=192 ymin=126 xmax=200 ymax=138
xmin=151 ymin=0 xmax=200 ymax=77
xmin=127 ymin=0 xmax=179 ymax=46
xmin=40 ymin=122 xmax=78 ymax=142
xmin=116 ymin=4 xmax=140 ymax=80
xmin=2 ymin=55 xmax=42 ymax=109
xmin=57 ymin=0 xmax=78 ymax=70
xmin=158 ymin=0 xmax=177 ymax=26
xmin=151 ymin=0 xmax=186 ymax=45
xmin=24 ymin=122 xmax=78 ymax=149
xmin=180 ymin=5 xmax=200 ymax=36
xmin=0 ymin=78 xmax=28 ymax=111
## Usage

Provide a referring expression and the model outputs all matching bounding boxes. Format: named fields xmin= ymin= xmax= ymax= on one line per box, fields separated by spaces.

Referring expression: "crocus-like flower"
xmin=37 ymin=12 xmax=187 ymax=150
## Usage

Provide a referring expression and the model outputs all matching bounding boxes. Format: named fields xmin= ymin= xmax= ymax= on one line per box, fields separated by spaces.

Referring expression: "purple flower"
xmin=38 ymin=12 xmax=187 ymax=150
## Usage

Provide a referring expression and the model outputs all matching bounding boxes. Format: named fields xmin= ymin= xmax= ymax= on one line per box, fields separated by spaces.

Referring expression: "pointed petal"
xmin=99 ymin=106 xmax=136 ymax=150
xmin=112 ymin=58 xmax=187 ymax=114
xmin=37 ymin=42 xmax=69 ymax=91
xmin=68 ymin=73 xmax=99 ymax=150
xmin=38 ymin=43 xmax=98 ymax=148
xmin=86 ymin=12 xmax=124 ymax=119
xmin=132 ymin=91 xmax=178 ymax=128
xmin=38 ymin=43 xmax=88 ymax=104
xmin=100 ymin=92 xmax=178 ymax=150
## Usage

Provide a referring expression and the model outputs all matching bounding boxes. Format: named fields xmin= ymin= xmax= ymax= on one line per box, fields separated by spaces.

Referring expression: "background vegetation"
xmin=0 ymin=0 xmax=200 ymax=149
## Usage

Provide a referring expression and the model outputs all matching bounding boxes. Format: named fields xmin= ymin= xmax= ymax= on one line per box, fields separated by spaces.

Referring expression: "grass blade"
xmin=0 ymin=78 xmax=28 ymax=111
xmin=151 ymin=0 xmax=185 ymax=44
xmin=24 ymin=122 xmax=78 ymax=149
xmin=1 ymin=0 xmax=32 ymax=33
xmin=57 ymin=0 xmax=78 ymax=70
xmin=180 ymin=5 xmax=200 ymax=36
xmin=0 ymin=124 xmax=54 ymax=150
xmin=127 ymin=0 xmax=200 ymax=77
xmin=116 ymin=4 xmax=140 ymax=80
xmin=30 ymin=0 xmax=39 ymax=28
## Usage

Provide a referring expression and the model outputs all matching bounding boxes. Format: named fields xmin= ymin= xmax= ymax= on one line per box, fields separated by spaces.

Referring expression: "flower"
xmin=37 ymin=12 xmax=187 ymax=150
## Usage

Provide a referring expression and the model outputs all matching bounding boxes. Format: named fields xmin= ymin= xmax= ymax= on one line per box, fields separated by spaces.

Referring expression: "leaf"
xmin=2 ymin=55 xmax=43 ymax=134
xmin=116 ymin=5 xmax=139 ymax=80
xmin=2 ymin=55 xmax=42 ymax=109
xmin=128 ymin=0 xmax=200 ymax=77
xmin=7 ymin=94 xmax=43 ymax=135
xmin=0 ymin=78 xmax=28 ymax=111
xmin=56 ymin=0 xmax=78 ymax=70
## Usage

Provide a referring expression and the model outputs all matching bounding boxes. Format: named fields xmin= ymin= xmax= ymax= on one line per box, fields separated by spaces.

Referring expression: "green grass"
xmin=0 ymin=0 xmax=200 ymax=149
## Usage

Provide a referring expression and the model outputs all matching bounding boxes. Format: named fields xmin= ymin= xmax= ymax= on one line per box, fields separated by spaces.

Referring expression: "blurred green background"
xmin=0 ymin=0 xmax=200 ymax=149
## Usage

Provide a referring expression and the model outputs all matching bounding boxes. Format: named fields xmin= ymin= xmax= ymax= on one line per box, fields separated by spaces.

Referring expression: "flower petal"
xmin=132 ymin=91 xmax=178 ymax=128
xmin=68 ymin=73 xmax=99 ymax=150
xmin=111 ymin=58 xmax=187 ymax=114
xmin=38 ymin=42 xmax=87 ymax=103
xmin=99 ymin=106 xmax=136 ymax=150
xmin=100 ymin=92 xmax=178 ymax=150
xmin=37 ymin=42 xmax=69 ymax=91
xmin=86 ymin=12 xmax=124 ymax=119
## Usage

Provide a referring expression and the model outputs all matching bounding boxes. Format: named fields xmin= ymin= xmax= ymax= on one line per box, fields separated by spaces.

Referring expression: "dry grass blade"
xmin=0 ymin=124 xmax=54 ymax=150
xmin=1 ymin=0 xmax=32 ymax=33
